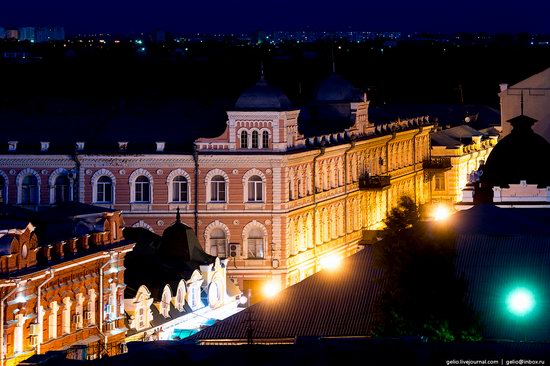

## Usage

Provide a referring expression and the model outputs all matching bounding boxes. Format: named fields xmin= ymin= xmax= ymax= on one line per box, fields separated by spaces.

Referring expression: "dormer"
xmin=156 ymin=141 xmax=165 ymax=152
xmin=8 ymin=141 xmax=17 ymax=152
xmin=118 ymin=141 xmax=128 ymax=152
xmin=40 ymin=141 xmax=50 ymax=152
xmin=76 ymin=142 xmax=85 ymax=151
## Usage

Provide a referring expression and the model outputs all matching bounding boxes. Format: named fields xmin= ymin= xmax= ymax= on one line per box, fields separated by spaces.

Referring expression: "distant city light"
xmin=433 ymin=205 xmax=451 ymax=221
xmin=506 ymin=287 xmax=535 ymax=317
xmin=262 ymin=281 xmax=281 ymax=298
xmin=320 ymin=254 xmax=342 ymax=271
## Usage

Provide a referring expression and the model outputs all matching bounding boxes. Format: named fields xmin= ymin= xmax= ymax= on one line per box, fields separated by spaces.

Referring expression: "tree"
xmin=373 ymin=196 xmax=481 ymax=341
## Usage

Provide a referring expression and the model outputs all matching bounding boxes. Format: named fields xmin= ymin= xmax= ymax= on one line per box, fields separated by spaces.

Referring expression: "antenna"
xmin=260 ymin=61 xmax=265 ymax=81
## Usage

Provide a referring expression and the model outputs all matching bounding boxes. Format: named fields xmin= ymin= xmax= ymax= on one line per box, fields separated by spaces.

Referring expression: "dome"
xmin=314 ymin=73 xmax=364 ymax=103
xmin=234 ymin=79 xmax=293 ymax=111
xmin=481 ymin=115 xmax=550 ymax=188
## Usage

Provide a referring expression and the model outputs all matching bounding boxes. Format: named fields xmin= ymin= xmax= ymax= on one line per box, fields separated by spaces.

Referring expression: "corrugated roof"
xmin=191 ymin=246 xmax=384 ymax=340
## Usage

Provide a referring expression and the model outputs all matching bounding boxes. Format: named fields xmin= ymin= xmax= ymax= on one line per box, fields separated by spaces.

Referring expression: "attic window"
xmin=76 ymin=142 xmax=85 ymax=151
xmin=8 ymin=141 xmax=17 ymax=152
xmin=156 ymin=142 xmax=165 ymax=152
xmin=118 ymin=142 xmax=128 ymax=152
xmin=41 ymin=142 xmax=50 ymax=152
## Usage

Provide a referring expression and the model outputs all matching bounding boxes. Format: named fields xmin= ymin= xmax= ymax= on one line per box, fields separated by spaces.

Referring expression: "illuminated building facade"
xmin=430 ymin=125 xmax=498 ymax=204
xmin=0 ymin=73 xmax=435 ymax=298
xmin=0 ymin=204 xmax=134 ymax=365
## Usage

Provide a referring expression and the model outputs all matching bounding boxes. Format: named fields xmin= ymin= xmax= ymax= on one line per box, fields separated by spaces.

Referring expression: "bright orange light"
xmin=433 ymin=205 xmax=451 ymax=221
xmin=320 ymin=254 xmax=342 ymax=271
xmin=262 ymin=281 xmax=281 ymax=298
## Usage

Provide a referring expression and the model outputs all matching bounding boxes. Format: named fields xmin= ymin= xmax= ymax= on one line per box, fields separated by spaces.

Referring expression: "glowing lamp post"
xmin=433 ymin=204 xmax=451 ymax=221
xmin=262 ymin=281 xmax=281 ymax=298
xmin=320 ymin=254 xmax=342 ymax=271
xmin=506 ymin=287 xmax=535 ymax=317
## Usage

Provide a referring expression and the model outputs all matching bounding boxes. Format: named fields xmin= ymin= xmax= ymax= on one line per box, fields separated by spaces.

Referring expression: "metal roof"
xmin=190 ymin=246 xmax=384 ymax=340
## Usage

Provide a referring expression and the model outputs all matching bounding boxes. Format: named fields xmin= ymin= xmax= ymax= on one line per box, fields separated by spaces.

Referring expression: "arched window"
xmin=210 ymin=175 xmax=226 ymax=202
xmin=22 ymin=175 xmax=38 ymax=204
xmin=96 ymin=176 xmax=113 ymax=203
xmin=247 ymin=175 xmax=263 ymax=202
xmin=134 ymin=176 xmax=150 ymax=203
xmin=262 ymin=131 xmax=269 ymax=148
xmin=251 ymin=130 xmax=259 ymax=148
xmin=172 ymin=176 xmax=188 ymax=202
xmin=54 ymin=175 xmax=71 ymax=203
xmin=247 ymin=227 xmax=264 ymax=259
xmin=240 ymin=131 xmax=248 ymax=149
xmin=209 ymin=228 xmax=227 ymax=257
xmin=0 ymin=175 xmax=5 ymax=203
xmin=161 ymin=289 xmax=171 ymax=318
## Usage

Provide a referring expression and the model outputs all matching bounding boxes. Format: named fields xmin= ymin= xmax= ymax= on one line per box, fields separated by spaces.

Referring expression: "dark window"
xmin=240 ymin=131 xmax=248 ymax=149
xmin=210 ymin=175 xmax=226 ymax=202
xmin=96 ymin=176 xmax=113 ymax=203
xmin=172 ymin=176 xmax=188 ymax=202
xmin=262 ymin=131 xmax=269 ymax=148
xmin=247 ymin=175 xmax=263 ymax=202
xmin=252 ymin=131 xmax=259 ymax=148
xmin=54 ymin=175 xmax=71 ymax=203
xmin=134 ymin=176 xmax=150 ymax=203
xmin=21 ymin=175 xmax=38 ymax=204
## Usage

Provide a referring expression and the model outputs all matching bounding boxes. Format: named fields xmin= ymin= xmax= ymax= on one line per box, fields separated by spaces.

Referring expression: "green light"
xmin=506 ymin=287 xmax=535 ymax=317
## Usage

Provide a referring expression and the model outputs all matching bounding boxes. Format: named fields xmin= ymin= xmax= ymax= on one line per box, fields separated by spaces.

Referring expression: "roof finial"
xmin=176 ymin=207 xmax=181 ymax=223
xmin=520 ymin=89 xmax=524 ymax=115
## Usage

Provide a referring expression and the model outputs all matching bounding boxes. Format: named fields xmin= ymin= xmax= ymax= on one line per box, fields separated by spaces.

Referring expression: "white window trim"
xmin=129 ymin=169 xmax=154 ymax=204
xmin=88 ymin=289 xmax=96 ymax=326
xmin=204 ymin=220 xmax=230 ymax=256
xmin=49 ymin=168 xmax=73 ymax=204
xmin=242 ymin=220 xmax=268 ymax=259
xmin=242 ymin=169 xmax=266 ymax=203
xmin=16 ymin=168 xmax=41 ymax=204
xmin=131 ymin=220 xmax=155 ymax=233
xmin=166 ymin=169 xmax=191 ymax=203
xmin=260 ymin=128 xmax=271 ymax=149
xmin=0 ymin=170 xmax=9 ymax=204
xmin=91 ymin=169 xmax=116 ymax=204
xmin=204 ymin=169 xmax=229 ymax=203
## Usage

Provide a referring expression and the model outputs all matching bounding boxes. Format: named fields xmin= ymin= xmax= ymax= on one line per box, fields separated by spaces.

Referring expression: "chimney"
xmin=499 ymin=83 xmax=508 ymax=92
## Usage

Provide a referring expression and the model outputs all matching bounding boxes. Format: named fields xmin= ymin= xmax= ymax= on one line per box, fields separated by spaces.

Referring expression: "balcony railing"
xmin=359 ymin=174 xmax=391 ymax=190
xmin=423 ymin=157 xmax=452 ymax=170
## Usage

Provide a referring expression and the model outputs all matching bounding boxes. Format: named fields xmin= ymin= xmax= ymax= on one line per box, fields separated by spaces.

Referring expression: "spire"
xmin=176 ymin=207 xmax=181 ymax=223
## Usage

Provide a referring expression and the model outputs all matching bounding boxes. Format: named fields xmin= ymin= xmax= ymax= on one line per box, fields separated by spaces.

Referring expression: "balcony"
xmin=423 ymin=157 xmax=452 ymax=171
xmin=359 ymin=174 xmax=391 ymax=190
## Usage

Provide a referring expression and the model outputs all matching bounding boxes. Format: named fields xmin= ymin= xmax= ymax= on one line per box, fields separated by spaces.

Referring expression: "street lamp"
xmin=506 ymin=287 xmax=535 ymax=317
xmin=320 ymin=254 xmax=342 ymax=271
xmin=263 ymin=281 xmax=281 ymax=298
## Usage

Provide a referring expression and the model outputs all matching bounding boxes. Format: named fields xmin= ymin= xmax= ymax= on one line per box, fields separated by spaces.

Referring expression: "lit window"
xmin=252 ymin=130 xmax=259 ymax=148
xmin=54 ymin=175 xmax=71 ymax=203
xmin=240 ymin=131 xmax=248 ymax=149
xmin=161 ymin=291 xmax=170 ymax=318
xmin=247 ymin=227 xmax=264 ymax=259
xmin=134 ymin=176 xmax=150 ymax=202
xmin=96 ymin=176 xmax=113 ymax=203
xmin=21 ymin=175 xmax=38 ymax=204
xmin=138 ymin=306 xmax=145 ymax=329
xmin=209 ymin=228 xmax=227 ymax=257
xmin=172 ymin=176 xmax=188 ymax=202
xmin=247 ymin=175 xmax=263 ymax=202
xmin=210 ymin=175 xmax=226 ymax=202
xmin=262 ymin=131 xmax=269 ymax=148
xmin=434 ymin=173 xmax=445 ymax=191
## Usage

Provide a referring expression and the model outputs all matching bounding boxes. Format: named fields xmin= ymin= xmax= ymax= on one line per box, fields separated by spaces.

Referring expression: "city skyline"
xmin=2 ymin=0 xmax=550 ymax=35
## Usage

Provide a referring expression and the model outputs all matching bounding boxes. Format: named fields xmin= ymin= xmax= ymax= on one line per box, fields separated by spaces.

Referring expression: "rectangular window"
xmin=247 ymin=239 xmax=264 ymax=259
xmin=97 ymin=182 xmax=112 ymax=203
xmin=211 ymin=239 xmax=227 ymax=257
xmin=211 ymin=181 xmax=226 ymax=202
xmin=135 ymin=182 xmax=150 ymax=202
xmin=248 ymin=181 xmax=263 ymax=202
xmin=434 ymin=173 xmax=445 ymax=191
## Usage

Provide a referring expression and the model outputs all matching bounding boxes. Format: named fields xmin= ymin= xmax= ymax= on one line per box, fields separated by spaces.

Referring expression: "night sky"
xmin=2 ymin=0 xmax=550 ymax=35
